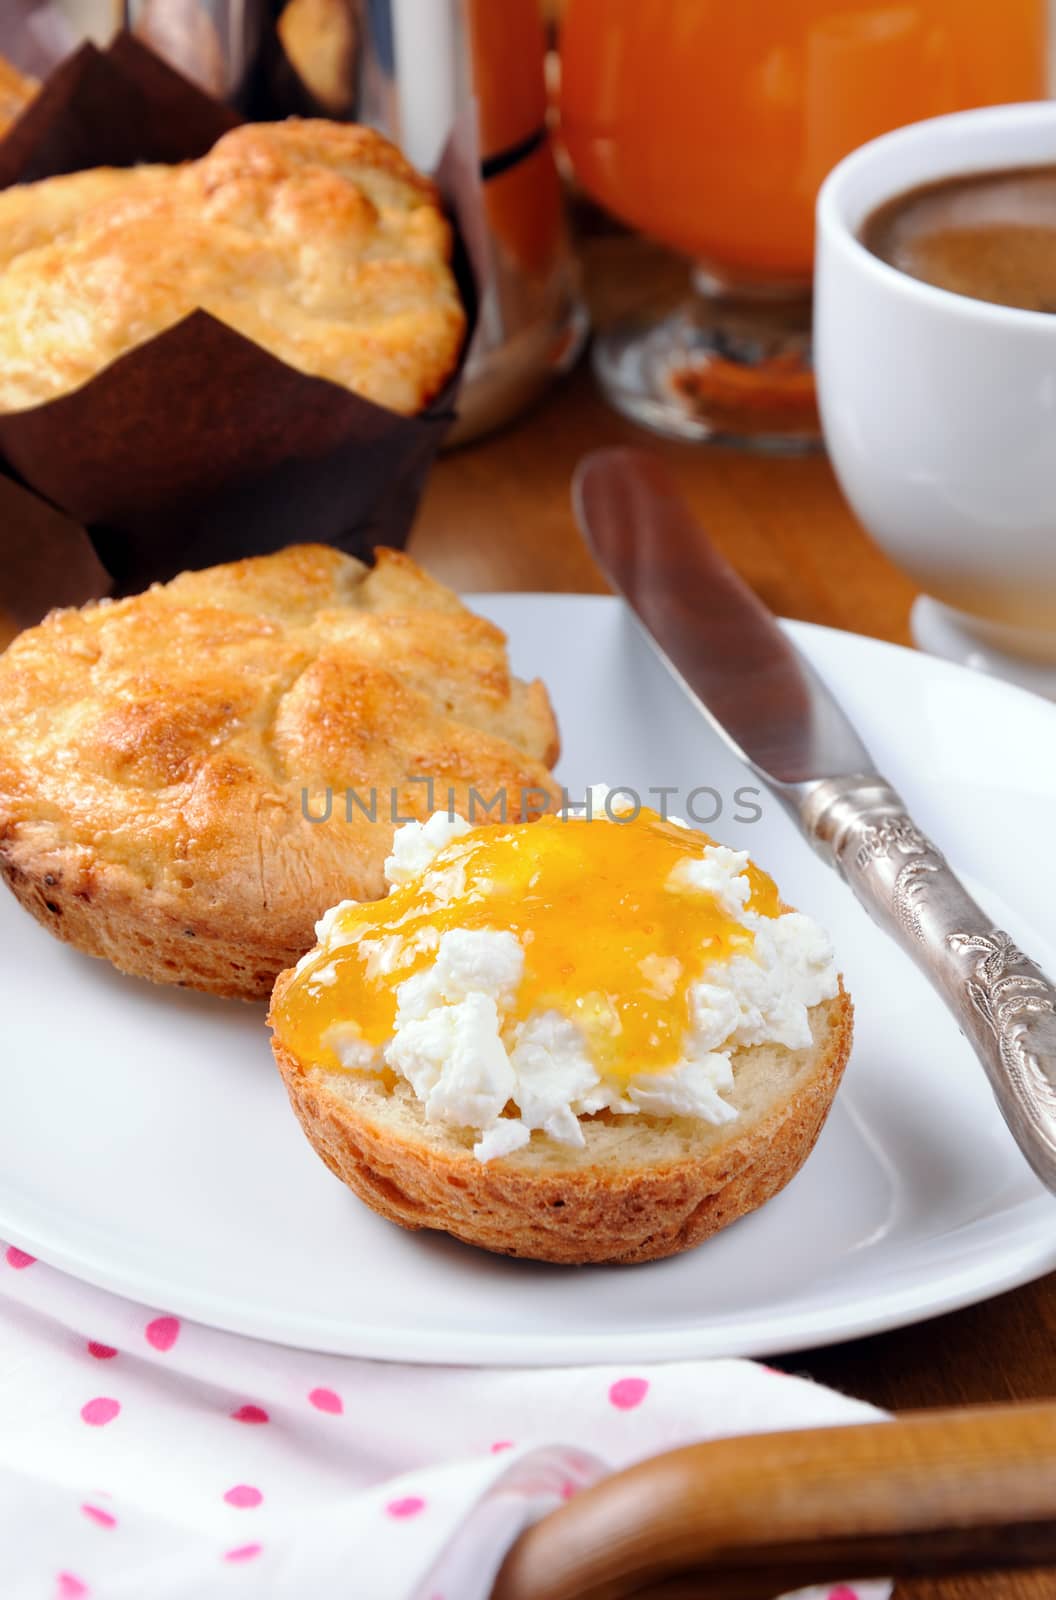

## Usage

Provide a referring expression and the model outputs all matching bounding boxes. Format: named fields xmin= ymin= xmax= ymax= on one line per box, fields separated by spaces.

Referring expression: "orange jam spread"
xmin=272 ymin=809 xmax=781 ymax=1083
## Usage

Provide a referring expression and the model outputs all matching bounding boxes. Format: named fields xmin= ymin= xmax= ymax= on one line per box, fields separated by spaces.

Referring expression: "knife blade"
xmin=574 ymin=445 xmax=1056 ymax=1194
xmin=573 ymin=447 xmax=873 ymax=789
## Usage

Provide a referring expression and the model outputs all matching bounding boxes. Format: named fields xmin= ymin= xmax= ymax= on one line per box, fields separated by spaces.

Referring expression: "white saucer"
xmin=1 ymin=596 xmax=1054 ymax=1364
xmin=912 ymin=595 xmax=1056 ymax=702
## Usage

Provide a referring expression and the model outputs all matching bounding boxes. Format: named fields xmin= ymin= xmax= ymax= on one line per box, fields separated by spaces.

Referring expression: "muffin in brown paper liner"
xmin=0 ymin=35 xmax=478 ymax=615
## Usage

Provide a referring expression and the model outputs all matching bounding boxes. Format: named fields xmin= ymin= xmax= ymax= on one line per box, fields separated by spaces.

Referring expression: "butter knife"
xmin=573 ymin=446 xmax=1056 ymax=1194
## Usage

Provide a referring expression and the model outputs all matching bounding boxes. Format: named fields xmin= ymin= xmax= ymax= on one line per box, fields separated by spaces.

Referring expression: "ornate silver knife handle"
xmin=798 ymin=775 xmax=1056 ymax=1193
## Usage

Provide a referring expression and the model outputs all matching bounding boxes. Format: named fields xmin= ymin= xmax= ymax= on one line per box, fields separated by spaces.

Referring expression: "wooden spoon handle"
xmin=489 ymin=1400 xmax=1056 ymax=1600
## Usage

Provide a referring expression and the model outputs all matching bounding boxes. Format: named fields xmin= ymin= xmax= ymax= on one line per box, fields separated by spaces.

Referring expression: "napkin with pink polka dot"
xmin=1 ymin=1240 xmax=890 ymax=1600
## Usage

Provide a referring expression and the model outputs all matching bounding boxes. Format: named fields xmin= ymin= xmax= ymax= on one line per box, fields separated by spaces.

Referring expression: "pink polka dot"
xmin=82 ymin=1504 xmax=116 ymax=1528
xmin=608 ymin=1377 xmax=649 ymax=1410
xmin=87 ymin=1342 xmax=117 ymax=1361
xmin=145 ymin=1316 xmax=180 ymax=1352
xmin=230 ymin=1404 xmax=269 ymax=1425
xmin=224 ymin=1485 xmax=263 ymax=1509
xmin=56 ymin=1575 xmax=88 ymax=1599
xmin=308 ymin=1387 xmax=343 ymax=1414
xmin=81 ymin=1397 xmax=120 ymax=1427
xmin=5 ymin=1246 xmax=35 ymax=1269
xmin=386 ymin=1495 xmax=426 ymax=1519
xmin=490 ymin=1440 xmax=514 ymax=1453
xmin=827 ymin=1590 xmax=860 ymax=1600
xmin=224 ymin=1544 xmax=262 ymax=1564
xmin=559 ymin=1480 xmax=579 ymax=1500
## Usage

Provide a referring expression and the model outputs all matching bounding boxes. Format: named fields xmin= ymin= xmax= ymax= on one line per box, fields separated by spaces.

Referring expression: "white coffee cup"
xmin=815 ymin=103 xmax=1056 ymax=695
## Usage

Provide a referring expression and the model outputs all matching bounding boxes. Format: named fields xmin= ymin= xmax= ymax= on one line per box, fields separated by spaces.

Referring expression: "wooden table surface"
xmin=409 ymin=236 xmax=1056 ymax=1600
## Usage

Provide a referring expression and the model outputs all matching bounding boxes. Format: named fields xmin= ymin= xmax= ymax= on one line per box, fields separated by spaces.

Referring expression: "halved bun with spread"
xmin=0 ymin=546 xmax=559 ymax=999
xmin=269 ymin=801 xmax=853 ymax=1264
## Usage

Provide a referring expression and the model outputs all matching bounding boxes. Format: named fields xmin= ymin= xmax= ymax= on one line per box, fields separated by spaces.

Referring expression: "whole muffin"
xmin=0 ymin=546 xmax=559 ymax=998
xmin=0 ymin=118 xmax=465 ymax=415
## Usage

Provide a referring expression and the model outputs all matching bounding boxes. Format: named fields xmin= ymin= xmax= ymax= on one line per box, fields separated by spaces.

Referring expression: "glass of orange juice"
xmin=559 ymin=0 xmax=1047 ymax=448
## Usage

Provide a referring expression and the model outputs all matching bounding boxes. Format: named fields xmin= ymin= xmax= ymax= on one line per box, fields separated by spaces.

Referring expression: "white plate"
xmin=2 ymin=596 xmax=1054 ymax=1364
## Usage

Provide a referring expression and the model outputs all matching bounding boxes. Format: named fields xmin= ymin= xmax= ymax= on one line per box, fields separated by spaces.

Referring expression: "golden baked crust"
xmin=0 ymin=545 xmax=560 ymax=998
xmin=0 ymin=119 xmax=465 ymax=414
xmin=278 ymin=0 xmax=358 ymax=114
xmin=270 ymin=986 xmax=853 ymax=1265
xmin=0 ymin=56 xmax=37 ymax=134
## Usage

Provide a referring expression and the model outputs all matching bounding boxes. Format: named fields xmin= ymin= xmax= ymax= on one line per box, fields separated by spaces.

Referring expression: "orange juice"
xmin=559 ymin=0 xmax=1046 ymax=281
xmin=466 ymin=0 xmax=564 ymax=273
